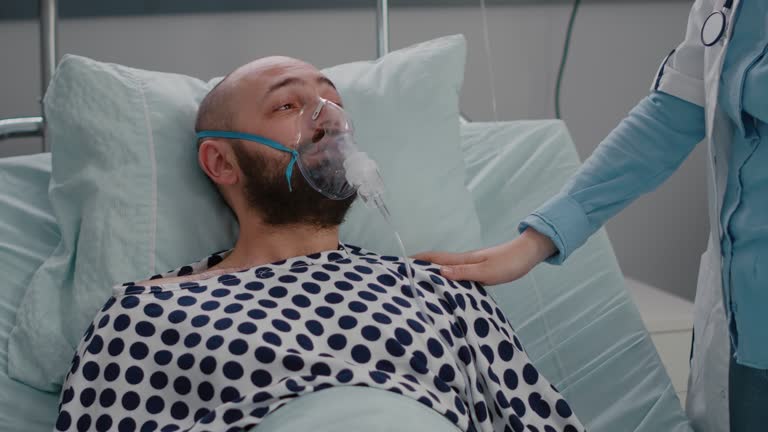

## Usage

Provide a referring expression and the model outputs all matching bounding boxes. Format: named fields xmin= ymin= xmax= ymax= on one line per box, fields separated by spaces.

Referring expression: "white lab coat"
xmin=653 ymin=0 xmax=738 ymax=431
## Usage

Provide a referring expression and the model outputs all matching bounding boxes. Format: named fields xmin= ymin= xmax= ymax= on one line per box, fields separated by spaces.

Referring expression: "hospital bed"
xmin=0 ymin=1 xmax=693 ymax=431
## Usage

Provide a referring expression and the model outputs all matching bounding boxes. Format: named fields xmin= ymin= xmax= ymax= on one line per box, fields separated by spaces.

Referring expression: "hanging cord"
xmin=555 ymin=0 xmax=582 ymax=119
xmin=479 ymin=0 xmax=499 ymax=122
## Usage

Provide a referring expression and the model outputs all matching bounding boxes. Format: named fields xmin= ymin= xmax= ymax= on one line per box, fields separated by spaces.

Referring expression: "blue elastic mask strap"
xmin=197 ymin=130 xmax=300 ymax=192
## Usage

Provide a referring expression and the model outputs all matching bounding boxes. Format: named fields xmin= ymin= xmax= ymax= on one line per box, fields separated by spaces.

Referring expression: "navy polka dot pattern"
xmin=56 ymin=245 xmax=583 ymax=432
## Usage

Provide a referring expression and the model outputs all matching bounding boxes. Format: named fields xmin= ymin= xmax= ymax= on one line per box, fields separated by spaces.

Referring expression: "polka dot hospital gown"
xmin=56 ymin=244 xmax=584 ymax=432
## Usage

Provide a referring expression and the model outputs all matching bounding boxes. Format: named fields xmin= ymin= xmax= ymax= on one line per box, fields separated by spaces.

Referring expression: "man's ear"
xmin=198 ymin=140 xmax=239 ymax=186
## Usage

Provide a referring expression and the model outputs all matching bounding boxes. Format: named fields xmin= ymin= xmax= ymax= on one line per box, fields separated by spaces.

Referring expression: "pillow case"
xmin=460 ymin=120 xmax=692 ymax=432
xmin=8 ymin=34 xmax=483 ymax=391
xmin=0 ymin=154 xmax=60 ymax=431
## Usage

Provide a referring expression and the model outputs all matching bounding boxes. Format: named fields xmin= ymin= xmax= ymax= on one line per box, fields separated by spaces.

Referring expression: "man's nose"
xmin=312 ymin=104 xmax=339 ymax=127
xmin=311 ymin=128 xmax=326 ymax=143
xmin=320 ymin=112 xmax=348 ymax=133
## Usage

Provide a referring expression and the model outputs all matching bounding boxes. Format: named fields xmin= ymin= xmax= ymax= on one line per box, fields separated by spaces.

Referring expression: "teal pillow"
xmin=460 ymin=120 xmax=692 ymax=432
xmin=0 ymin=154 xmax=59 ymax=431
xmin=8 ymin=34 xmax=482 ymax=391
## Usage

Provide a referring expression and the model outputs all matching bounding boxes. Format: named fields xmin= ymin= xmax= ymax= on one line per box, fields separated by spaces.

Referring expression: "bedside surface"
xmin=627 ymin=277 xmax=694 ymax=333
xmin=627 ymin=277 xmax=694 ymax=405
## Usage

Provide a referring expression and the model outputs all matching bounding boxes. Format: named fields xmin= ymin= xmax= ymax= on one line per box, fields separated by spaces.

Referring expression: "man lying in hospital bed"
xmin=55 ymin=57 xmax=584 ymax=432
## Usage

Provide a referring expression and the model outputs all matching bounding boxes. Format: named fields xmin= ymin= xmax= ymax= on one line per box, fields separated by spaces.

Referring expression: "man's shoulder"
xmin=343 ymin=243 xmax=419 ymax=268
xmin=116 ymin=249 xmax=230 ymax=293
xmin=343 ymin=243 xmax=483 ymax=290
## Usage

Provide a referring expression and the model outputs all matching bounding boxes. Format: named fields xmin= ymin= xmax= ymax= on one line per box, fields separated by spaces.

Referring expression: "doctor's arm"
xmin=415 ymin=91 xmax=705 ymax=285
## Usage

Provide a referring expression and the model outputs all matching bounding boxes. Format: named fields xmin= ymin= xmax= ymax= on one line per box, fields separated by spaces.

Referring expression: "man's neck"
xmin=213 ymin=217 xmax=341 ymax=271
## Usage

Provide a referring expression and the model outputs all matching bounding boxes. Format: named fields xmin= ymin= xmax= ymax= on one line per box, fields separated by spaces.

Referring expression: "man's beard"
xmin=232 ymin=143 xmax=356 ymax=228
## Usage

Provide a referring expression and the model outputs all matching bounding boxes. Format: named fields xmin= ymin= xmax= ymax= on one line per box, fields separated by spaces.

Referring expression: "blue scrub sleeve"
xmin=519 ymin=91 xmax=706 ymax=264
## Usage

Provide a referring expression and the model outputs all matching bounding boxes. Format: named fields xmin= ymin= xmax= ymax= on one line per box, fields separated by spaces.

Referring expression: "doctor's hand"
xmin=412 ymin=228 xmax=557 ymax=286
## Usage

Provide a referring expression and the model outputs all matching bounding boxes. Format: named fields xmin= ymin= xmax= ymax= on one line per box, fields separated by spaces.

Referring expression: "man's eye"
xmin=276 ymin=103 xmax=295 ymax=111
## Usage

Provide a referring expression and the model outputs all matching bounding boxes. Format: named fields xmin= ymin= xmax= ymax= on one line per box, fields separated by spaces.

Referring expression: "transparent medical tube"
xmin=378 ymin=206 xmax=480 ymax=431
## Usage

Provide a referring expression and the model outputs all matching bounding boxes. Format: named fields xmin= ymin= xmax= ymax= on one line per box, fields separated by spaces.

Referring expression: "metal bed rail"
xmin=0 ymin=117 xmax=45 ymax=140
xmin=0 ymin=0 xmax=391 ymax=152
xmin=376 ymin=0 xmax=390 ymax=58
xmin=0 ymin=0 xmax=56 ymax=151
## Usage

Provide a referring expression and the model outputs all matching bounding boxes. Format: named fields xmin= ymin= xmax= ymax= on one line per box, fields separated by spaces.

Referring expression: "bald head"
xmin=195 ymin=56 xmax=349 ymax=224
xmin=195 ymin=56 xmax=339 ymax=136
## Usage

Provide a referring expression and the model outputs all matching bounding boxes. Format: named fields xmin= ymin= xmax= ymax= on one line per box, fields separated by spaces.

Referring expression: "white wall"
xmin=0 ymin=1 xmax=706 ymax=300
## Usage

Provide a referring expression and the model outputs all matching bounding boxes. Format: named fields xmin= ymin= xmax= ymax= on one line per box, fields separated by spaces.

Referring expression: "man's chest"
xmin=105 ymin=263 xmax=469 ymax=378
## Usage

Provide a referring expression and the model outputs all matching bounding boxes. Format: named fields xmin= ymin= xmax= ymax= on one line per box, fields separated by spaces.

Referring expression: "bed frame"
xmin=0 ymin=0 xmax=392 ymax=152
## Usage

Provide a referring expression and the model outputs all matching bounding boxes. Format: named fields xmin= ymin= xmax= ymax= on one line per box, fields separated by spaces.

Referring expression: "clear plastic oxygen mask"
xmin=295 ymin=98 xmax=391 ymax=218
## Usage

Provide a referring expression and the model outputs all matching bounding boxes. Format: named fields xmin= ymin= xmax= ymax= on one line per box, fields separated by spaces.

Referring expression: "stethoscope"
xmin=701 ymin=0 xmax=734 ymax=46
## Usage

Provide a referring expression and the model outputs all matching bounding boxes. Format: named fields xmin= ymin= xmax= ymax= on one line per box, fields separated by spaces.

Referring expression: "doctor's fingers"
xmin=443 ymin=256 xmax=534 ymax=286
xmin=439 ymin=261 xmax=495 ymax=284
xmin=411 ymin=250 xmax=487 ymax=266
xmin=411 ymin=250 xmax=496 ymax=283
